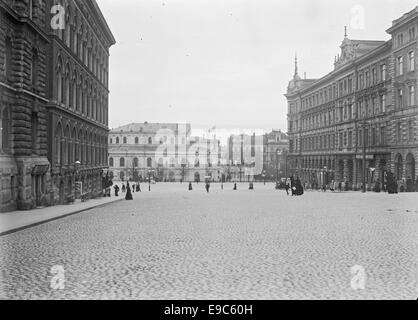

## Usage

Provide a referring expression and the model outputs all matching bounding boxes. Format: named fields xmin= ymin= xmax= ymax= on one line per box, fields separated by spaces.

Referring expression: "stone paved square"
xmin=1 ymin=184 xmax=417 ymax=300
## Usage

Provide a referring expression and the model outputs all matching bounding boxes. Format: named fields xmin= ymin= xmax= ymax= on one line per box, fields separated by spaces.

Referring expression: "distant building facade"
xmin=0 ymin=0 xmax=115 ymax=212
xmin=286 ymin=8 xmax=418 ymax=191
xmin=262 ymin=130 xmax=289 ymax=181
xmin=227 ymin=133 xmax=264 ymax=182
xmin=108 ymin=123 xmax=223 ymax=183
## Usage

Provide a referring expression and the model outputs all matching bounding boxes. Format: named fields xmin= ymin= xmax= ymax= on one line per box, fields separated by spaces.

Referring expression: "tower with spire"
xmin=293 ymin=53 xmax=301 ymax=80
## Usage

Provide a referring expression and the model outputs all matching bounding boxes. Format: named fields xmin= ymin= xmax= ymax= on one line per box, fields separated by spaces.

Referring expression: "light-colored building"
xmin=285 ymin=8 xmax=418 ymax=191
xmin=263 ymin=130 xmax=289 ymax=181
xmin=227 ymin=133 xmax=264 ymax=182
xmin=108 ymin=122 xmax=223 ymax=182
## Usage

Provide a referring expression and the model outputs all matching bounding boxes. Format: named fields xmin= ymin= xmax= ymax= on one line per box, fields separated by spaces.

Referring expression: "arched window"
xmin=109 ymin=138 xmax=113 ymax=144
xmin=133 ymin=157 xmax=139 ymax=167
xmin=64 ymin=125 xmax=70 ymax=165
xmin=109 ymin=157 xmax=114 ymax=167
xmin=135 ymin=137 xmax=139 ymax=144
xmin=120 ymin=157 xmax=125 ymax=167
xmin=65 ymin=64 xmax=71 ymax=106
xmin=0 ymin=107 xmax=10 ymax=152
xmin=57 ymin=59 xmax=64 ymax=103
xmin=55 ymin=123 xmax=63 ymax=165
xmin=147 ymin=158 xmax=152 ymax=168
xmin=116 ymin=137 xmax=119 ymax=144
xmin=123 ymin=137 xmax=127 ymax=144
xmin=148 ymin=137 xmax=152 ymax=144
xmin=5 ymin=37 xmax=12 ymax=81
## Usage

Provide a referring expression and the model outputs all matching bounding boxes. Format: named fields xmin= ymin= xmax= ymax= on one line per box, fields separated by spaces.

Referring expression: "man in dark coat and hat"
xmin=189 ymin=182 xmax=193 ymax=191
xmin=125 ymin=182 xmax=133 ymax=200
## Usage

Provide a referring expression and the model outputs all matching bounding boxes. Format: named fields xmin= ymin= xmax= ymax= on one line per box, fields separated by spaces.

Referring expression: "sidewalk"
xmin=0 ymin=196 xmax=123 ymax=236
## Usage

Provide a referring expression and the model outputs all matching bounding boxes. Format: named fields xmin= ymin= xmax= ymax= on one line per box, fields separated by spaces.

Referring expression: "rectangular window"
xmin=371 ymin=127 xmax=376 ymax=146
xmin=380 ymin=65 xmax=386 ymax=81
xmin=409 ymin=120 xmax=414 ymax=141
xmin=409 ymin=86 xmax=415 ymax=106
xmin=397 ymin=123 xmax=402 ymax=142
xmin=348 ymin=131 xmax=352 ymax=148
xmin=380 ymin=127 xmax=385 ymax=145
xmin=398 ymin=89 xmax=404 ymax=108
xmin=380 ymin=94 xmax=386 ymax=113
xmin=398 ymin=56 xmax=404 ymax=75
xmin=409 ymin=51 xmax=415 ymax=71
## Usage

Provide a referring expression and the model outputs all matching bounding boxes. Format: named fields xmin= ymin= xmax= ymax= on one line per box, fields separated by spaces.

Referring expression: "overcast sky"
xmin=97 ymin=0 xmax=417 ymax=134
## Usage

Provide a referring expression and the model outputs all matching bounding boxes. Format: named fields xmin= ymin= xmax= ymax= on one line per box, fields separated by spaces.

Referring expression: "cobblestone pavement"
xmin=1 ymin=183 xmax=418 ymax=300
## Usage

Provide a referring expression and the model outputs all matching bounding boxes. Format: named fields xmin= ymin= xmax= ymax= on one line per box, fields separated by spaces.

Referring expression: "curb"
xmin=0 ymin=198 xmax=124 ymax=237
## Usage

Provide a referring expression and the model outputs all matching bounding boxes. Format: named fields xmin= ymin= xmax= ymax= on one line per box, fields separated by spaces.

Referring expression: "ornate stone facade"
xmin=286 ymin=8 xmax=418 ymax=191
xmin=1 ymin=0 xmax=51 ymax=211
xmin=0 ymin=0 xmax=115 ymax=212
xmin=46 ymin=0 xmax=115 ymax=205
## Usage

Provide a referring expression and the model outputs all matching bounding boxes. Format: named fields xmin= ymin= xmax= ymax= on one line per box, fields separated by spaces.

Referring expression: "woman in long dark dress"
xmin=125 ymin=182 xmax=133 ymax=200
xmin=294 ymin=177 xmax=304 ymax=196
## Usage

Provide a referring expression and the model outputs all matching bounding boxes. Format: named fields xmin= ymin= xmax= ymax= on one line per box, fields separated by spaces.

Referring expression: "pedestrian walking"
xmin=132 ymin=184 xmax=135 ymax=193
xmin=125 ymin=182 xmax=133 ymax=200
xmin=338 ymin=182 xmax=342 ymax=192
xmin=285 ymin=179 xmax=290 ymax=196
xmin=205 ymin=182 xmax=210 ymax=193
xmin=233 ymin=183 xmax=237 ymax=190
xmin=188 ymin=182 xmax=193 ymax=191
xmin=122 ymin=183 xmax=126 ymax=193
xmin=136 ymin=183 xmax=141 ymax=192
xmin=113 ymin=185 xmax=120 ymax=197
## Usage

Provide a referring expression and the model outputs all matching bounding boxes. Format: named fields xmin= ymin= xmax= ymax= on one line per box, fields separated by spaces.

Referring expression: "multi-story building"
xmin=263 ymin=130 xmax=289 ymax=181
xmin=46 ymin=0 xmax=115 ymax=204
xmin=1 ymin=0 xmax=52 ymax=211
xmin=109 ymin=122 xmax=192 ymax=182
xmin=108 ymin=122 xmax=224 ymax=183
xmin=286 ymin=8 xmax=418 ymax=191
xmin=0 ymin=0 xmax=115 ymax=212
xmin=108 ymin=122 xmax=225 ymax=183
xmin=227 ymin=133 xmax=264 ymax=182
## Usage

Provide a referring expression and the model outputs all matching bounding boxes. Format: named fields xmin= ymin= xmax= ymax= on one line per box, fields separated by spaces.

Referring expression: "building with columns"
xmin=286 ymin=8 xmax=418 ymax=191
xmin=108 ymin=122 xmax=224 ymax=183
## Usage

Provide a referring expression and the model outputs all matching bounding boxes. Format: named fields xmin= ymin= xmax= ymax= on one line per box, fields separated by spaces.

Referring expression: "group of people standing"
xmin=113 ymin=182 xmax=141 ymax=200
xmin=285 ymin=176 xmax=304 ymax=196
